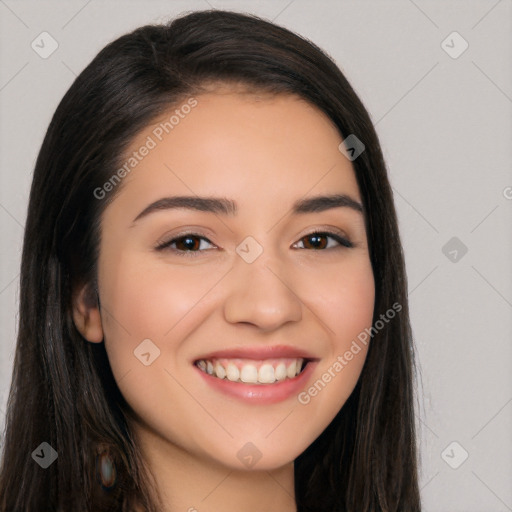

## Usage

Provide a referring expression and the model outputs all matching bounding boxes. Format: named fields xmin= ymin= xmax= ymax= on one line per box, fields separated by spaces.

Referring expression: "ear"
xmin=72 ymin=282 xmax=104 ymax=343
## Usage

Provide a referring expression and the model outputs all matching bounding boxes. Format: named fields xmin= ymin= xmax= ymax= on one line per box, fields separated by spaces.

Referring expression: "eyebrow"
xmin=131 ymin=193 xmax=363 ymax=225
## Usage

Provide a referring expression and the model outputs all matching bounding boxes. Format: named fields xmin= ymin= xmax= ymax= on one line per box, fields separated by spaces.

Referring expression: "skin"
xmin=73 ymin=89 xmax=375 ymax=511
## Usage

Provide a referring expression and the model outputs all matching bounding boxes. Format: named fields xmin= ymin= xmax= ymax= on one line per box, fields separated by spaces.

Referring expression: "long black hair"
xmin=0 ymin=10 xmax=421 ymax=511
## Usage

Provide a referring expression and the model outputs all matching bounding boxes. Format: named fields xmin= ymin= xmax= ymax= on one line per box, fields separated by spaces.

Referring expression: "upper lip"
xmin=193 ymin=344 xmax=319 ymax=362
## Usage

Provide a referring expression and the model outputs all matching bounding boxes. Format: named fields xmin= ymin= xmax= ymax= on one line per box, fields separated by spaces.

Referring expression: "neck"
xmin=132 ymin=421 xmax=297 ymax=512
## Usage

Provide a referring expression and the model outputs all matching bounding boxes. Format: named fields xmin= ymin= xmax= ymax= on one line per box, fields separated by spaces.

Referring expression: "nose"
xmin=223 ymin=253 xmax=303 ymax=332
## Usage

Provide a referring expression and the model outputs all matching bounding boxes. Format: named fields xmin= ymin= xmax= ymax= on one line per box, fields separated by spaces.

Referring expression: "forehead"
xmin=105 ymin=91 xmax=361 ymax=220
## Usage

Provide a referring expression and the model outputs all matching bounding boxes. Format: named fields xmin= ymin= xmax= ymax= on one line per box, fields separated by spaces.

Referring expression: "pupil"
xmin=308 ymin=234 xmax=326 ymax=249
xmin=181 ymin=237 xmax=198 ymax=250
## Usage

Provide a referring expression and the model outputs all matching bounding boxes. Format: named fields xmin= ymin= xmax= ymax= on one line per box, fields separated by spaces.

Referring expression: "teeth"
xmin=275 ymin=363 xmax=287 ymax=381
xmin=258 ymin=364 xmax=275 ymax=384
xmin=196 ymin=357 xmax=306 ymax=384
xmin=226 ymin=363 xmax=239 ymax=382
xmin=287 ymin=361 xmax=297 ymax=379
xmin=214 ymin=362 xmax=226 ymax=379
xmin=240 ymin=365 xmax=258 ymax=383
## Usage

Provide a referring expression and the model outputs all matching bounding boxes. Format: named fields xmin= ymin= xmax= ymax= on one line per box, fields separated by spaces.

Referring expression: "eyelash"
xmin=155 ymin=230 xmax=354 ymax=256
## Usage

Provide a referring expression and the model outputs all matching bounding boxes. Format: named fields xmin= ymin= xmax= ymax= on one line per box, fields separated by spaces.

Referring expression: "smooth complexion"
xmin=73 ymin=90 xmax=375 ymax=511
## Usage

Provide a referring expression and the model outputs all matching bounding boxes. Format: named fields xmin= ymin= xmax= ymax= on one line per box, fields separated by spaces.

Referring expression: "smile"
xmin=195 ymin=357 xmax=307 ymax=384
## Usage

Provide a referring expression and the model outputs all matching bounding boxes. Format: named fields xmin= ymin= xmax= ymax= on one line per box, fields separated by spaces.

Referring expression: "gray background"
xmin=1 ymin=1 xmax=511 ymax=510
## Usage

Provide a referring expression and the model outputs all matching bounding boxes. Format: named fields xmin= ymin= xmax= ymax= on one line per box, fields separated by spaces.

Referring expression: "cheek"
xmin=102 ymin=250 xmax=213 ymax=324
xmin=97 ymin=255 xmax=219 ymax=439
xmin=299 ymin=256 xmax=374 ymax=415
xmin=98 ymin=253 xmax=213 ymax=373
xmin=313 ymin=256 xmax=375 ymax=346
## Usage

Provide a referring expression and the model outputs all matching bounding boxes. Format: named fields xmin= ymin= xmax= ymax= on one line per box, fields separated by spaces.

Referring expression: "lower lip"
xmin=194 ymin=361 xmax=317 ymax=404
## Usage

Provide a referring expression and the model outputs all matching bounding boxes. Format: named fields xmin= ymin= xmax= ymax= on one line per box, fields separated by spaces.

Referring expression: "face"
xmin=77 ymin=90 xmax=375 ymax=472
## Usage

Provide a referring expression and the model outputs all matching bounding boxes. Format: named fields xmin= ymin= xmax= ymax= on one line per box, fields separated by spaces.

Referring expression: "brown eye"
xmin=156 ymin=233 xmax=216 ymax=254
xmin=295 ymin=231 xmax=353 ymax=250
xmin=174 ymin=235 xmax=201 ymax=251
xmin=302 ymin=233 xmax=328 ymax=249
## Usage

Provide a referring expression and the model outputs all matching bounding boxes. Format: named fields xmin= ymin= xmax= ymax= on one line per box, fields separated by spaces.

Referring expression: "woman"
xmin=0 ymin=9 xmax=421 ymax=511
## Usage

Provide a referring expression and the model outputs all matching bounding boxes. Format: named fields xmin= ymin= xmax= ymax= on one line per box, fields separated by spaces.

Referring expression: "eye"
xmin=155 ymin=233 xmax=216 ymax=255
xmin=293 ymin=231 xmax=353 ymax=250
xmin=155 ymin=230 xmax=353 ymax=256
